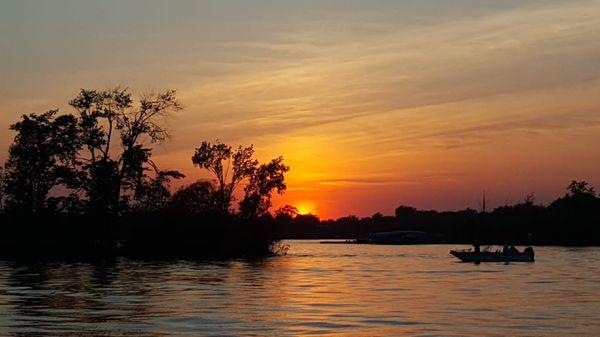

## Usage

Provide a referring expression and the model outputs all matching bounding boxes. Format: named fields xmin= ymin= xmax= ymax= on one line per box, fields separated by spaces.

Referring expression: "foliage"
xmin=168 ymin=180 xmax=220 ymax=215
xmin=0 ymin=166 xmax=6 ymax=212
xmin=1 ymin=88 xmax=183 ymax=217
xmin=566 ymin=180 xmax=596 ymax=198
xmin=274 ymin=204 xmax=299 ymax=221
xmin=3 ymin=110 xmax=81 ymax=213
xmin=133 ymin=170 xmax=185 ymax=213
xmin=192 ymin=140 xmax=289 ymax=217
xmin=191 ymin=141 xmax=258 ymax=213
xmin=69 ymin=88 xmax=183 ymax=216
xmin=240 ymin=156 xmax=289 ymax=219
xmin=0 ymin=87 xmax=288 ymax=259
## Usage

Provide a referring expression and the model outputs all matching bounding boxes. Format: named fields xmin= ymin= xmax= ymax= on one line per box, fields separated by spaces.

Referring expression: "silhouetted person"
xmin=473 ymin=241 xmax=480 ymax=253
xmin=524 ymin=246 xmax=535 ymax=259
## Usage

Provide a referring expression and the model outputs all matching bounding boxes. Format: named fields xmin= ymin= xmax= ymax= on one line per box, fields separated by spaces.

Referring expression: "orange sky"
xmin=1 ymin=1 xmax=599 ymax=218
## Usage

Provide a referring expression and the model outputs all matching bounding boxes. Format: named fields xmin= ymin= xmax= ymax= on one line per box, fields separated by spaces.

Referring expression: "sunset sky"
xmin=1 ymin=0 xmax=599 ymax=218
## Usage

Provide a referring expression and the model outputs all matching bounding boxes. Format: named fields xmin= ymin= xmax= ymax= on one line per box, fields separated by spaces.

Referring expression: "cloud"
xmin=171 ymin=0 xmax=600 ymax=145
xmin=1 ymin=0 xmax=599 ymax=215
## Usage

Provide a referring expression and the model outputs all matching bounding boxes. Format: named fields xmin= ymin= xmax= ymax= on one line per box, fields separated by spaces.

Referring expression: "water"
xmin=0 ymin=241 xmax=599 ymax=336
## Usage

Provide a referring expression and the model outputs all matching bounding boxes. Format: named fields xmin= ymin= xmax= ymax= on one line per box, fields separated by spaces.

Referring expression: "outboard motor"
xmin=524 ymin=246 xmax=535 ymax=261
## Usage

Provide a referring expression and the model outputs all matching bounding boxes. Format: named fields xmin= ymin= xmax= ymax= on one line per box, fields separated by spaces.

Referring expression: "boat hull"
xmin=450 ymin=250 xmax=534 ymax=262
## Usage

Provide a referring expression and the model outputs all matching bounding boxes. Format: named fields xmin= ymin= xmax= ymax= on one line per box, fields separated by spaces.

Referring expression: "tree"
xmin=168 ymin=180 xmax=220 ymax=215
xmin=239 ymin=156 xmax=289 ymax=219
xmin=273 ymin=205 xmax=299 ymax=231
xmin=567 ymin=180 xmax=596 ymax=198
xmin=293 ymin=213 xmax=320 ymax=227
xmin=191 ymin=141 xmax=258 ymax=213
xmin=192 ymin=141 xmax=289 ymax=216
xmin=275 ymin=205 xmax=299 ymax=220
xmin=395 ymin=205 xmax=417 ymax=219
xmin=69 ymin=88 xmax=183 ymax=215
xmin=524 ymin=193 xmax=536 ymax=205
xmin=0 ymin=166 xmax=6 ymax=213
xmin=134 ymin=170 xmax=185 ymax=213
xmin=3 ymin=110 xmax=81 ymax=213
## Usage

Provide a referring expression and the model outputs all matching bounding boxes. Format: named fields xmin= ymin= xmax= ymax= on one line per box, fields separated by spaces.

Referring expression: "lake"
xmin=0 ymin=241 xmax=599 ymax=336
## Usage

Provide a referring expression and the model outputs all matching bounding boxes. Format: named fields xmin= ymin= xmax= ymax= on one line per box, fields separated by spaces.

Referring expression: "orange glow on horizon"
xmin=295 ymin=201 xmax=317 ymax=216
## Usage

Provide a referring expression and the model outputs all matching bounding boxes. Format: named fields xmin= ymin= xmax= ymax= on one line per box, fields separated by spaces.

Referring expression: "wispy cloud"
xmin=1 ymin=0 xmax=599 ymax=216
xmin=174 ymin=0 xmax=600 ymax=142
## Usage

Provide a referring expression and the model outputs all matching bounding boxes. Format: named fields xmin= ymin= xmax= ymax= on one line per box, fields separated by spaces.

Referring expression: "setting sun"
xmin=296 ymin=201 xmax=317 ymax=216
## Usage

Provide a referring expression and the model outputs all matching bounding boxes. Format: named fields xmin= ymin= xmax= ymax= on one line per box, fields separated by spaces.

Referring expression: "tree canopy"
xmin=192 ymin=140 xmax=289 ymax=217
xmin=2 ymin=88 xmax=184 ymax=216
xmin=3 ymin=110 xmax=81 ymax=213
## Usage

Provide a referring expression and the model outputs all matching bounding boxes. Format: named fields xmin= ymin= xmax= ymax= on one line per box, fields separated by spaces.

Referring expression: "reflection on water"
xmin=1 ymin=241 xmax=600 ymax=336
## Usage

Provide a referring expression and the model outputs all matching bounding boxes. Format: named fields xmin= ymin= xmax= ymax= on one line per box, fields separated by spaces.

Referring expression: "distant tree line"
xmin=275 ymin=181 xmax=600 ymax=246
xmin=0 ymin=87 xmax=289 ymax=258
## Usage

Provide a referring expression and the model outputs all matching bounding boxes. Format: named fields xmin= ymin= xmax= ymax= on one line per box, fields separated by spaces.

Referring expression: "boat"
xmin=450 ymin=246 xmax=535 ymax=262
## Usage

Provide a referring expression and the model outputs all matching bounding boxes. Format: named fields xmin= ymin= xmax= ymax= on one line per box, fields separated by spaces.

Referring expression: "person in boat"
xmin=523 ymin=246 xmax=535 ymax=258
xmin=473 ymin=241 xmax=480 ymax=253
xmin=502 ymin=241 xmax=519 ymax=253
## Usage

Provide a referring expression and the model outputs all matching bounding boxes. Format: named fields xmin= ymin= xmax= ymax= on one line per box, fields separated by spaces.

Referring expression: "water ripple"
xmin=0 ymin=242 xmax=598 ymax=336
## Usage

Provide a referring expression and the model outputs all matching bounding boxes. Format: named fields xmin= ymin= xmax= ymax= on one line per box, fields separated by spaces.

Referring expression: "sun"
xmin=295 ymin=201 xmax=316 ymax=215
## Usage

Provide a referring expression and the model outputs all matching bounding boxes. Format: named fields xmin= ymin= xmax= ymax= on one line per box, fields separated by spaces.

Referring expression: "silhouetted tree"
xmin=192 ymin=141 xmax=288 ymax=216
xmin=46 ymin=193 xmax=87 ymax=214
xmin=523 ymin=193 xmax=535 ymax=205
xmin=3 ymin=110 xmax=81 ymax=213
xmin=168 ymin=180 xmax=220 ymax=215
xmin=290 ymin=213 xmax=321 ymax=237
xmin=191 ymin=141 xmax=258 ymax=213
xmin=0 ymin=87 xmax=291 ymax=259
xmin=69 ymin=88 xmax=183 ymax=215
xmin=239 ymin=156 xmax=289 ymax=219
xmin=395 ymin=205 xmax=417 ymax=219
xmin=567 ymin=180 xmax=596 ymax=198
xmin=0 ymin=166 xmax=6 ymax=213
xmin=275 ymin=205 xmax=299 ymax=221
xmin=134 ymin=170 xmax=185 ymax=213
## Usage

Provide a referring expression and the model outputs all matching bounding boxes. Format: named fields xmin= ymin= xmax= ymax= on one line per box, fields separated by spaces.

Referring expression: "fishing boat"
xmin=450 ymin=246 xmax=535 ymax=262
